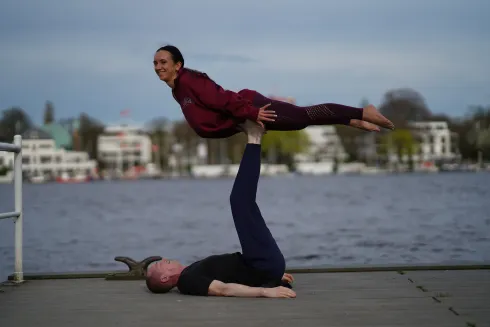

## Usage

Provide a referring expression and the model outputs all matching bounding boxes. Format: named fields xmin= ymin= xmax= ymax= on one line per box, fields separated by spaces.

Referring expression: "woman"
xmin=154 ymin=45 xmax=394 ymax=139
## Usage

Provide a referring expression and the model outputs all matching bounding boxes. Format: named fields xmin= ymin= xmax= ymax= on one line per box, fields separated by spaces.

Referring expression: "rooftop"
xmin=41 ymin=123 xmax=73 ymax=149
xmin=21 ymin=127 xmax=52 ymax=140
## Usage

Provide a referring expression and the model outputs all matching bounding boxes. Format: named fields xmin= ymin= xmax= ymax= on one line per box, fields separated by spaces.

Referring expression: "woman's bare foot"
xmin=349 ymin=119 xmax=380 ymax=132
xmin=362 ymin=105 xmax=395 ymax=130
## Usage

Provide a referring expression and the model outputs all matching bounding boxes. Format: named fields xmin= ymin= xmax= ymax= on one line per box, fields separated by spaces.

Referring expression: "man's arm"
xmin=208 ymin=280 xmax=296 ymax=298
xmin=208 ymin=280 xmax=265 ymax=297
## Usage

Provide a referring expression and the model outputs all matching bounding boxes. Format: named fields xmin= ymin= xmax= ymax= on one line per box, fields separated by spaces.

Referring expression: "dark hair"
xmin=157 ymin=45 xmax=184 ymax=67
xmin=156 ymin=44 xmax=210 ymax=79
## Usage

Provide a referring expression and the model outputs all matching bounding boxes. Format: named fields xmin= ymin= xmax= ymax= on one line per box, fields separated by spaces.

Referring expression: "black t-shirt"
xmin=176 ymin=252 xmax=282 ymax=296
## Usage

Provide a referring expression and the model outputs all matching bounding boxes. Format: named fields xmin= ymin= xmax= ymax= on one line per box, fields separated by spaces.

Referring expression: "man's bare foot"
xmin=240 ymin=120 xmax=264 ymax=144
xmin=349 ymin=119 xmax=380 ymax=132
xmin=241 ymin=120 xmax=264 ymax=135
xmin=362 ymin=105 xmax=395 ymax=130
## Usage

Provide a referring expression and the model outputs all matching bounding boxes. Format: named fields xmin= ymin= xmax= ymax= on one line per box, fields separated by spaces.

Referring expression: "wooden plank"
xmin=0 ymin=277 xmax=467 ymax=327
xmin=403 ymin=270 xmax=490 ymax=326
xmin=405 ymin=270 xmax=490 ymax=280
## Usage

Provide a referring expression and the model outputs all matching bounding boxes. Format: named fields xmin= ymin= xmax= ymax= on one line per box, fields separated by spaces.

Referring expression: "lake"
xmin=1 ymin=172 xmax=489 ymax=282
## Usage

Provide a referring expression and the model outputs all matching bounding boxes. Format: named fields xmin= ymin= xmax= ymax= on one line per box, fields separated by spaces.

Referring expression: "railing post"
xmin=13 ymin=135 xmax=23 ymax=282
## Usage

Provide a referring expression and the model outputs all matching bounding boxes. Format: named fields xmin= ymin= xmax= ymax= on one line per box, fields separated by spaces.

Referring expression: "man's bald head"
xmin=145 ymin=259 xmax=185 ymax=293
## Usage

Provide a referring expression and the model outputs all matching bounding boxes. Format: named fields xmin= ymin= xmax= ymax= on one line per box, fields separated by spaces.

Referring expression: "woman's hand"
xmin=256 ymin=103 xmax=277 ymax=128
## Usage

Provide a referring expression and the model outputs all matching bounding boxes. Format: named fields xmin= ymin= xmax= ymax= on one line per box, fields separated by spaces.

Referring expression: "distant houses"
xmin=0 ymin=117 xmax=467 ymax=180
xmin=356 ymin=120 xmax=461 ymax=169
xmin=0 ymin=125 xmax=97 ymax=182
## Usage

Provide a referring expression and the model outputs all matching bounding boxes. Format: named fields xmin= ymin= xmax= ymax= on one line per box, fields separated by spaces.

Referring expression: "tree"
xmin=379 ymin=128 xmax=420 ymax=170
xmin=262 ymin=130 xmax=310 ymax=169
xmin=379 ymin=88 xmax=432 ymax=127
xmin=172 ymin=120 xmax=201 ymax=173
xmin=43 ymin=101 xmax=55 ymax=125
xmin=226 ymin=132 xmax=248 ymax=164
xmin=145 ymin=117 xmax=172 ymax=171
xmin=456 ymin=105 xmax=490 ymax=162
xmin=0 ymin=107 xmax=34 ymax=142
xmin=359 ymin=97 xmax=370 ymax=108
xmin=79 ymin=113 xmax=105 ymax=161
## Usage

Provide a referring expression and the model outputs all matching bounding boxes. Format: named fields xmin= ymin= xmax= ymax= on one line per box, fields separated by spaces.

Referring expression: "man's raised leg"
xmin=229 ymin=121 xmax=285 ymax=280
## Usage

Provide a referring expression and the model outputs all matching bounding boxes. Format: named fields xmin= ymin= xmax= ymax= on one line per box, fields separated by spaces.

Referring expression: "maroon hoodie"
xmin=171 ymin=68 xmax=260 ymax=138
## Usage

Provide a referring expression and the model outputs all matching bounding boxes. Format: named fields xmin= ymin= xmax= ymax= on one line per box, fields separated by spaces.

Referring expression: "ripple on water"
xmin=1 ymin=173 xmax=489 ymax=281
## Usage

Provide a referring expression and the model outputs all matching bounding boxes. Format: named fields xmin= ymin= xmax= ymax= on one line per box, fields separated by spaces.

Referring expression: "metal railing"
xmin=0 ymin=135 xmax=23 ymax=282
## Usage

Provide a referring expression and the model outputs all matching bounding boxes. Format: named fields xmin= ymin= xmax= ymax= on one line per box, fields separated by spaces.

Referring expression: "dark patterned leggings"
xmin=252 ymin=92 xmax=363 ymax=131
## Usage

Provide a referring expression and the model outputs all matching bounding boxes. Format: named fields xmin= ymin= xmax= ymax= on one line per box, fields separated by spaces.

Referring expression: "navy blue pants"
xmin=229 ymin=143 xmax=285 ymax=280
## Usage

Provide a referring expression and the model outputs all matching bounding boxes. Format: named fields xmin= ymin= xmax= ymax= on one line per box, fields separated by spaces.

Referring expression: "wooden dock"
xmin=1 ymin=266 xmax=489 ymax=327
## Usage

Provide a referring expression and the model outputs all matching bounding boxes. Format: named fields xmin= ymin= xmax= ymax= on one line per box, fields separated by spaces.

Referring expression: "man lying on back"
xmin=146 ymin=120 xmax=295 ymax=298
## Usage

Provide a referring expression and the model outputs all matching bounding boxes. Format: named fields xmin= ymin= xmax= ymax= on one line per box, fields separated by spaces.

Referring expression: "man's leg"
xmin=229 ymin=121 xmax=285 ymax=280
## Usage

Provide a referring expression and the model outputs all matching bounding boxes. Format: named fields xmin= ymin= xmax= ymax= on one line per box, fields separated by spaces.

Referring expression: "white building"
xmin=97 ymin=123 xmax=152 ymax=172
xmin=408 ymin=121 xmax=460 ymax=162
xmin=0 ymin=128 xmax=97 ymax=179
xmin=295 ymin=126 xmax=348 ymax=162
xmin=356 ymin=132 xmax=379 ymax=163
xmin=356 ymin=121 xmax=460 ymax=164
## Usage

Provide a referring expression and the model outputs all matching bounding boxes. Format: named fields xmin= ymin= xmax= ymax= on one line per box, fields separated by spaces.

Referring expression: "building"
xmin=408 ymin=121 xmax=460 ymax=162
xmin=0 ymin=151 xmax=13 ymax=171
xmin=356 ymin=132 xmax=379 ymax=163
xmin=356 ymin=121 xmax=460 ymax=164
xmin=97 ymin=123 xmax=152 ymax=173
xmin=0 ymin=127 xmax=97 ymax=180
xmin=295 ymin=126 xmax=348 ymax=162
xmin=58 ymin=118 xmax=82 ymax=151
xmin=41 ymin=122 xmax=73 ymax=150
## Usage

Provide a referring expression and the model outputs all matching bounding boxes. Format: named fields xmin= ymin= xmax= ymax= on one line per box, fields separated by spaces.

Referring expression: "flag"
xmin=120 ymin=109 xmax=130 ymax=116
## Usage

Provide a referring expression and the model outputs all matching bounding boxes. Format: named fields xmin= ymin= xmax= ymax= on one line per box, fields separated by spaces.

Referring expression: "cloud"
xmin=186 ymin=53 xmax=257 ymax=64
xmin=0 ymin=0 xmax=489 ymax=123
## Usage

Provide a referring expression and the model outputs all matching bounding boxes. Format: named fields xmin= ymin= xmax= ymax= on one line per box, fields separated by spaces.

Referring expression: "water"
xmin=1 ymin=172 xmax=489 ymax=282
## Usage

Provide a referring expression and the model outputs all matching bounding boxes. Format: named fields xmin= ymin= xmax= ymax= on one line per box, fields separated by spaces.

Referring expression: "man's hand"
xmin=256 ymin=103 xmax=276 ymax=128
xmin=262 ymin=286 xmax=296 ymax=298
xmin=282 ymin=273 xmax=294 ymax=284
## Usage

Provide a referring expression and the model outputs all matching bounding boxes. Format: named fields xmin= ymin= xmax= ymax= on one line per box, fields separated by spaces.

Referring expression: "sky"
xmin=1 ymin=0 xmax=489 ymax=127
